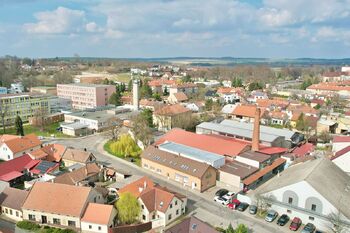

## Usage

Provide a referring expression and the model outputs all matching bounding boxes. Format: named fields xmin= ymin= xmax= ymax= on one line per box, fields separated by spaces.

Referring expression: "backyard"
xmin=2 ymin=122 xmax=72 ymax=138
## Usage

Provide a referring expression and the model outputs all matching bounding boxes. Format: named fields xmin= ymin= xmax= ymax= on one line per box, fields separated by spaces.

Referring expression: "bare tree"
xmin=328 ymin=210 xmax=348 ymax=233
xmin=31 ymin=107 xmax=49 ymax=131
xmin=106 ymin=117 xmax=123 ymax=140
xmin=0 ymin=101 xmax=9 ymax=133
xmin=132 ymin=114 xmax=153 ymax=146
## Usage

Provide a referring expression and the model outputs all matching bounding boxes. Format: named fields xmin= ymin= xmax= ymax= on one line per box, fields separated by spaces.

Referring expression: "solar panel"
xmin=35 ymin=161 xmax=56 ymax=174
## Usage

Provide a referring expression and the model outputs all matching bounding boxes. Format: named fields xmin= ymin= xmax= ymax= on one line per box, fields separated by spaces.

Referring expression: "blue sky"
xmin=0 ymin=0 xmax=349 ymax=58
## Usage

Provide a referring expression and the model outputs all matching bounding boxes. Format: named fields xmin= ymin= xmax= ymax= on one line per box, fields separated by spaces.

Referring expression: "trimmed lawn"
xmin=3 ymin=122 xmax=72 ymax=138
xmin=104 ymin=140 xmax=141 ymax=166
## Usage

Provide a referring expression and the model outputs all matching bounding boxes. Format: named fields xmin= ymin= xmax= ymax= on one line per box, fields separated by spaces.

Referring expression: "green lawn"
xmin=3 ymin=122 xmax=72 ymax=138
xmin=112 ymin=72 xmax=132 ymax=83
xmin=104 ymin=140 xmax=141 ymax=166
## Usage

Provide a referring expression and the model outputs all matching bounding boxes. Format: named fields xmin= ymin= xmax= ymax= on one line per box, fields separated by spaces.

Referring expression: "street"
xmin=50 ymin=134 xmax=296 ymax=233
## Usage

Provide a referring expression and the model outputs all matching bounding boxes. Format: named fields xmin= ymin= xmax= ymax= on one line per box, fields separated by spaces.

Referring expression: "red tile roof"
xmin=3 ymin=134 xmax=41 ymax=154
xmin=81 ymin=203 xmax=114 ymax=225
xmin=0 ymin=154 xmax=38 ymax=181
xmin=258 ymin=147 xmax=288 ymax=155
xmin=232 ymin=105 xmax=265 ymax=118
xmin=154 ymin=104 xmax=191 ymax=116
xmin=292 ymin=143 xmax=315 ymax=157
xmin=155 ymin=128 xmax=250 ymax=157
xmin=333 ymin=135 xmax=350 ymax=143
xmin=118 ymin=176 xmax=155 ymax=198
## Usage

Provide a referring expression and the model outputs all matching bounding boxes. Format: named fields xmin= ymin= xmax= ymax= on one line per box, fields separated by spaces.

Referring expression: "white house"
xmin=331 ymin=136 xmax=350 ymax=174
xmin=81 ymin=203 xmax=116 ymax=233
xmin=255 ymin=159 xmax=350 ymax=232
xmin=0 ymin=187 xmax=29 ymax=221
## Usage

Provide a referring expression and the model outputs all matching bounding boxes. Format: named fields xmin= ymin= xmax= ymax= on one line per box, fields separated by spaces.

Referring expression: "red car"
xmin=289 ymin=217 xmax=302 ymax=231
xmin=227 ymin=199 xmax=241 ymax=210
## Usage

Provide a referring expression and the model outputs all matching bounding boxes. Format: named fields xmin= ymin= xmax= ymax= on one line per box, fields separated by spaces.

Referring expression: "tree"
xmin=140 ymin=81 xmax=153 ymax=98
xmin=109 ymin=91 xmax=122 ymax=106
xmin=152 ymin=93 xmax=162 ymax=101
xmin=172 ymin=114 xmax=199 ymax=132
xmin=319 ymin=130 xmax=331 ymax=143
xmin=248 ymin=82 xmax=263 ymax=91
xmin=140 ymin=109 xmax=153 ymax=128
xmin=53 ymin=71 xmax=73 ymax=84
xmin=234 ymin=224 xmax=248 ymax=233
xmin=115 ymin=192 xmax=141 ymax=225
xmin=328 ymin=210 xmax=347 ymax=233
xmin=32 ymin=108 xmax=49 ymax=131
xmin=15 ymin=115 xmax=24 ymax=136
xmin=232 ymin=77 xmax=243 ymax=87
xmin=226 ymin=224 xmax=235 ymax=233
xmin=110 ymin=134 xmax=141 ymax=158
xmin=132 ymin=114 xmax=153 ymax=146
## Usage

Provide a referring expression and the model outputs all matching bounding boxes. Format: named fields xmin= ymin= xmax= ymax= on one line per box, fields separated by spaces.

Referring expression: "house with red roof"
xmin=292 ymin=143 xmax=315 ymax=158
xmin=81 ymin=203 xmax=116 ymax=233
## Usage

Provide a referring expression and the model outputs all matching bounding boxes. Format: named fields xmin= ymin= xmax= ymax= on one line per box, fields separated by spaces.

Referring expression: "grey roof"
xmin=257 ymin=159 xmax=350 ymax=219
xmin=0 ymin=187 xmax=29 ymax=210
xmin=197 ymin=122 xmax=278 ymax=143
xmin=238 ymin=151 xmax=271 ymax=163
xmin=219 ymin=160 xmax=258 ymax=179
xmin=61 ymin=122 xmax=88 ymax=129
xmin=66 ymin=110 xmax=116 ymax=122
xmin=159 ymin=142 xmax=224 ymax=164
xmin=166 ymin=216 xmax=219 ymax=233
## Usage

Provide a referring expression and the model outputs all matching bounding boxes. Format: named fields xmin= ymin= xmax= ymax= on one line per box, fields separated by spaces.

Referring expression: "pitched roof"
xmin=118 ymin=176 xmax=155 ymax=198
xmin=0 ymin=134 xmax=20 ymax=143
xmin=166 ymin=216 xmax=219 ymax=233
xmin=41 ymin=144 xmax=66 ymax=162
xmin=232 ymin=105 xmax=264 ymax=118
xmin=154 ymin=104 xmax=191 ymax=116
xmin=4 ymin=134 xmax=41 ymax=154
xmin=292 ymin=143 xmax=315 ymax=157
xmin=257 ymin=159 xmax=350 ymax=219
xmin=219 ymin=160 xmax=258 ymax=179
xmin=172 ymin=92 xmax=188 ymax=102
xmin=81 ymin=203 xmax=114 ymax=225
xmin=171 ymin=83 xmax=197 ymax=88
xmin=141 ymin=146 xmax=212 ymax=179
xmin=333 ymin=135 xmax=350 ymax=143
xmin=155 ymin=128 xmax=249 ymax=157
xmin=238 ymin=151 xmax=271 ymax=163
xmin=0 ymin=154 xmax=38 ymax=181
xmin=0 ymin=187 xmax=28 ymax=210
xmin=31 ymin=160 xmax=59 ymax=175
xmin=331 ymin=145 xmax=350 ymax=161
xmin=54 ymin=163 xmax=100 ymax=185
xmin=22 ymin=182 xmax=92 ymax=217
xmin=62 ymin=148 xmax=94 ymax=163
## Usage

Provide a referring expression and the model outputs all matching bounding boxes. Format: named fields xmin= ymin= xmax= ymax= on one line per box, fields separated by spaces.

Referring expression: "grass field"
xmin=3 ymin=122 xmax=72 ymax=138
xmin=111 ymin=72 xmax=132 ymax=83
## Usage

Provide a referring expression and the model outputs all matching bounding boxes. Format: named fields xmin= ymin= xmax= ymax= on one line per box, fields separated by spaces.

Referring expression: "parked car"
xmin=227 ymin=199 xmax=241 ymax=210
xmin=222 ymin=191 xmax=235 ymax=200
xmin=289 ymin=217 xmax=302 ymax=231
xmin=277 ymin=214 xmax=290 ymax=226
xmin=301 ymin=223 xmax=316 ymax=233
xmin=215 ymin=189 xmax=229 ymax=197
xmin=249 ymin=205 xmax=257 ymax=215
xmin=237 ymin=202 xmax=249 ymax=212
xmin=265 ymin=210 xmax=278 ymax=222
xmin=214 ymin=195 xmax=230 ymax=205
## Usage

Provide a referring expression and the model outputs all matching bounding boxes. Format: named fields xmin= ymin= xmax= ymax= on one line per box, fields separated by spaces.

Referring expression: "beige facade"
xmin=141 ymin=158 xmax=216 ymax=192
xmin=1 ymin=206 xmax=23 ymax=221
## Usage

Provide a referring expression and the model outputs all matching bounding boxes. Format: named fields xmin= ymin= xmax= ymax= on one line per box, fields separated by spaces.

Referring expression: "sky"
xmin=0 ymin=0 xmax=350 ymax=58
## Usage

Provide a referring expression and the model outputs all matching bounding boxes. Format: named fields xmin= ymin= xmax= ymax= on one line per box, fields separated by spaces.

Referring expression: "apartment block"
xmin=57 ymin=83 xmax=115 ymax=110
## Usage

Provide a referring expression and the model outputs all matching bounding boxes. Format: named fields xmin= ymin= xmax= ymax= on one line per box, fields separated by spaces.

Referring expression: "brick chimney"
xmin=252 ymin=107 xmax=260 ymax=151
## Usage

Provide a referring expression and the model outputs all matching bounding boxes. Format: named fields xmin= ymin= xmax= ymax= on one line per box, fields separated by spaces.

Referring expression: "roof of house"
xmin=22 ymin=182 xmax=92 ymax=217
xmin=118 ymin=176 xmax=155 ymax=198
xmin=219 ymin=160 xmax=258 ymax=179
xmin=269 ymin=111 xmax=288 ymax=120
xmin=148 ymin=79 xmax=176 ymax=87
xmin=154 ymin=104 xmax=191 ymax=116
xmin=257 ymin=158 xmax=350 ymax=219
xmin=0 ymin=154 xmax=38 ymax=181
xmin=31 ymin=160 xmax=59 ymax=175
xmin=256 ymin=99 xmax=289 ymax=109
xmin=333 ymin=135 xmax=350 ymax=143
xmin=232 ymin=105 xmax=262 ymax=118
xmin=0 ymin=187 xmax=28 ymax=210
xmin=3 ymin=134 xmax=41 ymax=154
xmin=155 ymin=128 xmax=250 ymax=157
xmin=141 ymin=146 xmax=213 ymax=179
xmin=0 ymin=134 xmax=20 ymax=143
xmin=81 ymin=203 xmax=114 ymax=225
xmin=331 ymin=145 xmax=350 ymax=161
xmin=243 ymin=158 xmax=286 ymax=186
xmin=54 ymin=163 xmax=100 ymax=185
xmin=41 ymin=144 xmax=66 ymax=162
xmin=292 ymin=143 xmax=315 ymax=157
xmin=62 ymin=148 xmax=94 ymax=163
xmin=140 ymin=99 xmax=164 ymax=110
xmin=171 ymin=92 xmax=188 ymax=102
xmin=237 ymin=151 xmax=271 ymax=163
xmin=165 ymin=216 xmax=219 ymax=233
xmin=171 ymin=83 xmax=197 ymax=88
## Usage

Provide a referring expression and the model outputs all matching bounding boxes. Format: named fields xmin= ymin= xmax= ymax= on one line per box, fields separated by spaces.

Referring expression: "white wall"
xmin=332 ymin=153 xmax=350 ymax=173
xmin=1 ymin=207 xmax=23 ymax=221
xmin=235 ymin=156 xmax=260 ymax=168
xmin=0 ymin=144 xmax=13 ymax=161
xmin=332 ymin=142 xmax=350 ymax=152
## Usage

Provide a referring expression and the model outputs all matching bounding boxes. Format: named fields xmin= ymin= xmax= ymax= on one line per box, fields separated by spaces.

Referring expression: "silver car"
xmin=265 ymin=210 xmax=278 ymax=222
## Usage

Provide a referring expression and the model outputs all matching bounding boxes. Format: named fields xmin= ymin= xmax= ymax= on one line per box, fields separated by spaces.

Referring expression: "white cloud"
xmin=23 ymin=7 xmax=85 ymax=34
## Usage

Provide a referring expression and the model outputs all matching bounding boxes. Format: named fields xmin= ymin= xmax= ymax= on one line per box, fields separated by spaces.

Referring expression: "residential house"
xmin=0 ymin=187 xmax=29 ymax=221
xmin=153 ymin=104 xmax=192 ymax=132
xmin=216 ymin=87 xmax=242 ymax=103
xmin=331 ymin=136 xmax=350 ymax=174
xmin=141 ymin=146 xmax=217 ymax=192
xmin=139 ymin=99 xmax=164 ymax=111
xmin=255 ymin=159 xmax=350 ymax=232
xmin=167 ymin=92 xmax=188 ymax=104
xmin=292 ymin=143 xmax=315 ymax=158
xmin=54 ymin=163 xmax=101 ymax=186
xmin=148 ymin=79 xmax=176 ymax=94
xmin=268 ymin=111 xmax=289 ymax=126
xmin=62 ymin=148 xmax=96 ymax=167
xmin=307 ymin=82 xmax=350 ymax=98
xmin=165 ymin=216 xmax=219 ymax=233
xmin=231 ymin=105 xmax=266 ymax=123
xmin=29 ymin=144 xmax=66 ymax=162
xmin=22 ymin=182 xmax=103 ymax=229
xmin=169 ymin=83 xmax=198 ymax=96
xmin=0 ymin=134 xmax=42 ymax=161
xmin=119 ymin=177 xmax=187 ymax=228
xmin=248 ymin=90 xmax=268 ymax=103
xmin=81 ymin=203 xmax=116 ymax=233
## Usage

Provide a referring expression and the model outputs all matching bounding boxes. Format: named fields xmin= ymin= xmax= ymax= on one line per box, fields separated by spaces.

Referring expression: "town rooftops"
xmin=232 ymin=105 xmax=265 ymax=118
xmin=81 ymin=203 xmax=114 ymax=225
xmin=172 ymin=92 xmax=188 ymax=102
xmin=292 ymin=143 xmax=315 ymax=157
xmin=331 ymin=145 xmax=350 ymax=161
xmin=62 ymin=148 xmax=94 ymax=163
xmin=53 ymin=162 xmax=100 ymax=185
xmin=333 ymin=135 xmax=350 ymax=143
xmin=118 ymin=176 xmax=155 ymax=198
xmin=158 ymin=142 xmax=225 ymax=167
xmin=0 ymin=187 xmax=29 ymax=210
xmin=154 ymin=104 xmax=191 ymax=116
xmin=29 ymin=144 xmax=66 ymax=162
xmin=22 ymin=182 xmax=92 ymax=217
xmin=0 ymin=154 xmax=39 ymax=182
xmin=237 ymin=151 xmax=271 ymax=163
xmin=256 ymin=158 xmax=350 ymax=219
xmin=66 ymin=110 xmax=117 ymax=122
xmin=141 ymin=146 xmax=213 ymax=179
xmin=171 ymin=83 xmax=197 ymax=88
xmin=219 ymin=160 xmax=258 ymax=179
xmin=166 ymin=216 xmax=219 ymax=233
xmin=155 ymin=128 xmax=250 ymax=157
xmin=3 ymin=134 xmax=41 ymax=154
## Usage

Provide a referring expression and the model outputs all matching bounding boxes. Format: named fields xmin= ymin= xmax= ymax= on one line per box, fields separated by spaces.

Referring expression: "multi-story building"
xmin=30 ymin=86 xmax=57 ymax=95
xmin=57 ymin=83 xmax=115 ymax=110
xmin=0 ymin=93 xmax=50 ymax=125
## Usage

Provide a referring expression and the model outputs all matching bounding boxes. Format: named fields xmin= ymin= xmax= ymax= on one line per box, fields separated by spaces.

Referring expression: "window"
xmin=9 ymin=209 xmax=12 ymax=215
xmin=152 ymin=214 xmax=155 ymax=220
xmin=94 ymin=197 xmax=97 ymax=203
xmin=142 ymin=215 xmax=146 ymax=220
xmin=175 ymin=200 xmax=178 ymax=205
xmin=170 ymin=204 xmax=173 ymax=209
xmin=144 ymin=164 xmax=148 ymax=168
xmin=98 ymin=226 xmax=101 ymax=230
xmin=309 ymin=216 xmax=315 ymax=221
xmin=16 ymin=211 xmax=19 ymax=217
xmin=141 ymin=205 xmax=144 ymax=209
xmin=5 ymin=209 xmax=8 ymax=214
xmin=89 ymin=225 xmax=92 ymax=229
xmin=176 ymin=209 xmax=179 ymax=215
xmin=68 ymin=220 xmax=76 ymax=227
xmin=53 ymin=218 xmax=61 ymax=225
xmin=288 ymin=197 xmax=293 ymax=204
xmin=311 ymin=204 xmax=317 ymax=211
xmin=168 ymin=214 xmax=172 ymax=220
xmin=29 ymin=214 xmax=35 ymax=221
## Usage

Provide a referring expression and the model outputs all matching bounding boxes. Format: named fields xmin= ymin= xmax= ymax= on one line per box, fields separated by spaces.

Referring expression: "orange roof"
xmin=154 ymin=104 xmax=191 ymax=116
xmin=269 ymin=111 xmax=287 ymax=120
xmin=232 ymin=105 xmax=264 ymax=118
xmin=171 ymin=83 xmax=197 ymax=88
xmin=148 ymin=79 xmax=176 ymax=87
xmin=307 ymin=83 xmax=350 ymax=92
xmin=172 ymin=92 xmax=188 ymax=102
xmin=118 ymin=176 xmax=155 ymax=198
xmin=155 ymin=128 xmax=250 ymax=157
xmin=81 ymin=203 xmax=114 ymax=225
xmin=217 ymin=87 xmax=243 ymax=95
xmin=4 ymin=134 xmax=41 ymax=154
xmin=41 ymin=144 xmax=66 ymax=162
xmin=256 ymin=99 xmax=289 ymax=108
xmin=22 ymin=182 xmax=92 ymax=217
xmin=243 ymin=158 xmax=286 ymax=186
xmin=0 ymin=134 xmax=20 ymax=143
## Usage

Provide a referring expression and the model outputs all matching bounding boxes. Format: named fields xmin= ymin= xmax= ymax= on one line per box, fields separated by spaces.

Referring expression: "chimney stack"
xmin=252 ymin=107 xmax=260 ymax=152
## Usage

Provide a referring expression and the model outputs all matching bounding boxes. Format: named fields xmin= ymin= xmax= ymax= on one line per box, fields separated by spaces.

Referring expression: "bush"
xmin=16 ymin=220 xmax=41 ymax=230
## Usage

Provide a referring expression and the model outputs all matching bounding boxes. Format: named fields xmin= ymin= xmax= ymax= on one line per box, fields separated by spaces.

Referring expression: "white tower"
xmin=133 ymin=79 xmax=140 ymax=110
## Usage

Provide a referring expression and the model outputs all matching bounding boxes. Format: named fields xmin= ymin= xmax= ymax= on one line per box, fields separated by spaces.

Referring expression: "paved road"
xmin=0 ymin=218 xmax=16 ymax=232
xmin=50 ymin=134 xmax=294 ymax=233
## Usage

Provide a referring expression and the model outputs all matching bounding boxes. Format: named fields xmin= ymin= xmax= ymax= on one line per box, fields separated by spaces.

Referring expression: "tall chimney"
xmin=133 ymin=79 xmax=140 ymax=110
xmin=252 ymin=107 xmax=260 ymax=151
